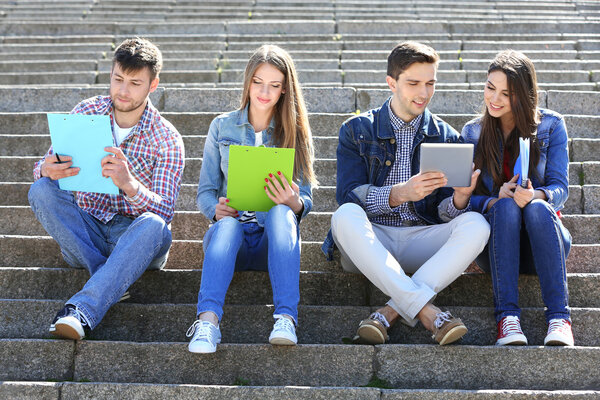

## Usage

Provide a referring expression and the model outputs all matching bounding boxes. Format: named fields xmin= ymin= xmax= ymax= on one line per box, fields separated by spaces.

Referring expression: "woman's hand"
xmin=499 ymin=174 xmax=519 ymax=199
xmin=265 ymin=171 xmax=303 ymax=214
xmin=514 ymin=179 xmax=535 ymax=208
xmin=214 ymin=197 xmax=238 ymax=221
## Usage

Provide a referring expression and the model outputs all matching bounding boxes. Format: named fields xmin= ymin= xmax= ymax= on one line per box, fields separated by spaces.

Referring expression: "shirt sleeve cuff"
xmin=365 ymin=185 xmax=395 ymax=215
xmin=538 ymin=188 xmax=553 ymax=205
xmin=447 ymin=193 xmax=471 ymax=217
xmin=124 ymin=185 xmax=151 ymax=209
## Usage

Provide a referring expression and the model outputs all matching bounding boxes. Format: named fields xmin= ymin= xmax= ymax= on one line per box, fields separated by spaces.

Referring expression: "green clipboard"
xmin=226 ymin=145 xmax=295 ymax=212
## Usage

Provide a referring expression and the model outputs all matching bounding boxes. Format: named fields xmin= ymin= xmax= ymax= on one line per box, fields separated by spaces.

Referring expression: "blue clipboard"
xmin=47 ymin=113 xmax=119 ymax=195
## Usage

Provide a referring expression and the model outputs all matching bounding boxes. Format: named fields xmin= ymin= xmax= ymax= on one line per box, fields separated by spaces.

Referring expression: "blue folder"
xmin=47 ymin=113 xmax=119 ymax=195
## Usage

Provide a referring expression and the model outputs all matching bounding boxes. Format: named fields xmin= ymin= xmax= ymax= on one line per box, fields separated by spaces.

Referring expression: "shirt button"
xmin=390 ymin=138 xmax=396 ymax=144
xmin=385 ymin=160 xmax=392 ymax=166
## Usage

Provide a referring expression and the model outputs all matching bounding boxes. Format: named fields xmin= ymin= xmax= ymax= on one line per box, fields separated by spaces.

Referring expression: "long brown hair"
xmin=474 ymin=50 xmax=541 ymax=194
xmin=240 ymin=45 xmax=317 ymax=187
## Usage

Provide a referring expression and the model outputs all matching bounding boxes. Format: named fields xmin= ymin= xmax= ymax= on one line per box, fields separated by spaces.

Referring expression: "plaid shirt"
xmin=33 ymin=96 xmax=185 ymax=224
xmin=365 ymin=106 xmax=466 ymax=227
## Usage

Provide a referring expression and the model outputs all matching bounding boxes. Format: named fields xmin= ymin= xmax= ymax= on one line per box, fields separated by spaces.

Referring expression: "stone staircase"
xmin=1 ymin=0 xmax=600 ymax=398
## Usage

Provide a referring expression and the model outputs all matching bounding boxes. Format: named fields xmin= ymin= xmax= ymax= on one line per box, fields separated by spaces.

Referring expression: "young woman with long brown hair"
xmin=186 ymin=45 xmax=316 ymax=353
xmin=457 ymin=50 xmax=573 ymax=346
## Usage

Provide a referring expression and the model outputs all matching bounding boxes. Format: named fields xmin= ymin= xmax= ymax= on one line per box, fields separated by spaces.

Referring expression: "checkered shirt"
xmin=33 ymin=96 xmax=185 ymax=224
xmin=365 ymin=107 xmax=467 ymax=227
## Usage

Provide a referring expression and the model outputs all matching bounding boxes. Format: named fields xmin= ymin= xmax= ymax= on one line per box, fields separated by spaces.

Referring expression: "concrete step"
xmin=1 ymin=205 xmax=598 ymax=244
xmin=2 ymin=267 xmax=600 ymax=308
xmin=1 ymin=88 xmax=598 ymax=115
xmin=1 ymin=338 xmax=599 ymax=389
xmin=5 ymin=133 xmax=599 ymax=164
xmin=1 ymin=232 xmax=598 ymax=273
xmin=1 ymin=112 xmax=597 ymax=139
xmin=0 ymin=155 xmax=596 ymax=195
xmin=1 ymin=382 xmax=599 ymax=400
xmin=2 ymin=299 xmax=600 ymax=347
xmin=0 ymin=176 xmax=590 ymax=216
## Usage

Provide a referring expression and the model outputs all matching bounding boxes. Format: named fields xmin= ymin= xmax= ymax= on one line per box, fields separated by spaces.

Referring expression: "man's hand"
xmin=264 ymin=171 xmax=303 ymax=214
xmin=389 ymin=171 xmax=447 ymax=207
xmin=101 ymin=147 xmax=139 ymax=197
xmin=499 ymin=174 xmax=519 ymax=199
xmin=40 ymin=154 xmax=79 ymax=180
xmin=215 ymin=197 xmax=238 ymax=221
xmin=452 ymin=166 xmax=481 ymax=210
xmin=514 ymin=179 xmax=535 ymax=208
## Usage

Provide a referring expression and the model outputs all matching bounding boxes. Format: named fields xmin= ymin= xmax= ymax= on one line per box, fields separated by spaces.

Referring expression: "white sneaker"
xmin=186 ymin=320 xmax=221 ymax=353
xmin=268 ymin=315 xmax=297 ymax=346
xmin=544 ymin=318 xmax=574 ymax=346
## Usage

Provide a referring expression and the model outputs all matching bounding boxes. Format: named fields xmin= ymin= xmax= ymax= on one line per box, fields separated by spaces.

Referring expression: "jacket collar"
xmin=377 ymin=96 xmax=440 ymax=139
xmin=236 ymin=104 xmax=276 ymax=131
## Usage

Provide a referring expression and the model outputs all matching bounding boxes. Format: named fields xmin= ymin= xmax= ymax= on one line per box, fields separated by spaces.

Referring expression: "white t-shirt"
xmin=113 ymin=118 xmax=134 ymax=146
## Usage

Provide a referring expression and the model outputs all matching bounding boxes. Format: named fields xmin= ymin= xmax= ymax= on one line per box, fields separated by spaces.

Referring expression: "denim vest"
xmin=461 ymin=108 xmax=569 ymax=214
xmin=196 ymin=106 xmax=313 ymax=226
xmin=321 ymin=96 xmax=461 ymax=260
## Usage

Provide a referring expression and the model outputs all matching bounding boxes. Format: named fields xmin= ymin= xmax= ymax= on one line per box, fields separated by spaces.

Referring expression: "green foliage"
xmin=362 ymin=376 xmax=392 ymax=389
xmin=233 ymin=377 xmax=251 ymax=386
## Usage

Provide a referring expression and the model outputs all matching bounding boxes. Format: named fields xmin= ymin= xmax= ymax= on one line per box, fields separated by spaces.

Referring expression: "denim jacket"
xmin=196 ymin=105 xmax=313 ymax=225
xmin=461 ymin=108 xmax=569 ymax=214
xmin=321 ymin=96 xmax=460 ymax=260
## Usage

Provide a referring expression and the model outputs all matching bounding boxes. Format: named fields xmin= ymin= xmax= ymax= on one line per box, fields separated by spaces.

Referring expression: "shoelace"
xmin=434 ymin=311 xmax=453 ymax=329
xmin=70 ymin=307 xmax=89 ymax=327
xmin=186 ymin=320 xmax=216 ymax=341
xmin=273 ymin=317 xmax=295 ymax=334
xmin=547 ymin=319 xmax=569 ymax=334
xmin=369 ymin=312 xmax=390 ymax=328
xmin=500 ymin=316 xmax=524 ymax=335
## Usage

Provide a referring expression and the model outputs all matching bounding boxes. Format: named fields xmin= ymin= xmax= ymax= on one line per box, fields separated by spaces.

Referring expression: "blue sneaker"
xmin=49 ymin=305 xmax=90 ymax=340
xmin=186 ymin=320 xmax=221 ymax=353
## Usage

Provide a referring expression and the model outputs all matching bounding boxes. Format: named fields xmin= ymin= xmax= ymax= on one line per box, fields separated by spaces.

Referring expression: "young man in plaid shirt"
xmin=28 ymin=38 xmax=185 ymax=340
xmin=322 ymin=42 xmax=489 ymax=345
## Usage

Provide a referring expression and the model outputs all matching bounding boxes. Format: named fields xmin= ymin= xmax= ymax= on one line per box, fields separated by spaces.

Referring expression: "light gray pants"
xmin=331 ymin=203 xmax=490 ymax=326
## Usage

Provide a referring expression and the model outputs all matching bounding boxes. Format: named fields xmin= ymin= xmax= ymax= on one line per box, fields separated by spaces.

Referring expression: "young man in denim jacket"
xmin=322 ymin=42 xmax=490 ymax=345
xmin=28 ymin=38 xmax=185 ymax=340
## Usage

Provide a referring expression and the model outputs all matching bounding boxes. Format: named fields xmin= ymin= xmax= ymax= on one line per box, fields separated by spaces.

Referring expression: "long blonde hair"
xmin=240 ymin=45 xmax=317 ymax=186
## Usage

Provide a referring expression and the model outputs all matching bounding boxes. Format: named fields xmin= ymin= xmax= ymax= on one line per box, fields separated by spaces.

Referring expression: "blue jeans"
xmin=476 ymin=198 xmax=571 ymax=323
xmin=28 ymin=178 xmax=172 ymax=329
xmin=196 ymin=204 xmax=300 ymax=323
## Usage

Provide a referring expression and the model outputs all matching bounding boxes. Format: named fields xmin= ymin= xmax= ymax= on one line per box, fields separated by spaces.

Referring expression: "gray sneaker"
xmin=186 ymin=320 xmax=221 ymax=354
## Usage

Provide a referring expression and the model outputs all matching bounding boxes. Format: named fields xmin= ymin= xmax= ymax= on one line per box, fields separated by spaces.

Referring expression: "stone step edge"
xmin=1 ymin=381 xmax=599 ymax=399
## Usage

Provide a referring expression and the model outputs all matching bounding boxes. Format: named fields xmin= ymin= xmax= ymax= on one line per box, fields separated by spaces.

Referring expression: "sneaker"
xmin=432 ymin=311 xmax=467 ymax=345
xmin=544 ymin=318 xmax=574 ymax=346
xmin=355 ymin=312 xmax=390 ymax=345
xmin=268 ymin=315 xmax=297 ymax=346
xmin=186 ymin=320 xmax=221 ymax=354
xmin=49 ymin=305 xmax=89 ymax=340
xmin=496 ymin=316 xmax=528 ymax=346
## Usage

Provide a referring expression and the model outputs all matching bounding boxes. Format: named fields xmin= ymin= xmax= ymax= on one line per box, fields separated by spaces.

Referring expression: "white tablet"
xmin=419 ymin=143 xmax=474 ymax=187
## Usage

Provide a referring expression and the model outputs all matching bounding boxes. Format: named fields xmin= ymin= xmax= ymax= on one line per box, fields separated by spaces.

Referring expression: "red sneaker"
xmin=496 ymin=315 xmax=528 ymax=346
xmin=544 ymin=319 xmax=574 ymax=346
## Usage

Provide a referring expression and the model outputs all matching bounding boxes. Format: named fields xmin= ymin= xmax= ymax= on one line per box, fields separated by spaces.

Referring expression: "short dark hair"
xmin=387 ymin=41 xmax=439 ymax=80
xmin=112 ymin=38 xmax=162 ymax=80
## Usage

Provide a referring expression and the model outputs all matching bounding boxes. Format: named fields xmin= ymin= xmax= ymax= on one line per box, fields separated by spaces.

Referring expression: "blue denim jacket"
xmin=461 ymin=108 xmax=569 ymax=214
xmin=321 ymin=96 xmax=461 ymax=260
xmin=196 ymin=106 xmax=313 ymax=225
